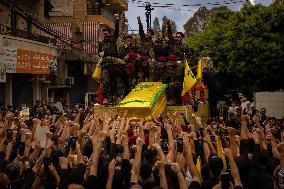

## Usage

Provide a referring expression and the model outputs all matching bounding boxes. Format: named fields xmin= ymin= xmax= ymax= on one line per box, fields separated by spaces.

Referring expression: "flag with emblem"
xmin=181 ymin=59 xmax=197 ymax=96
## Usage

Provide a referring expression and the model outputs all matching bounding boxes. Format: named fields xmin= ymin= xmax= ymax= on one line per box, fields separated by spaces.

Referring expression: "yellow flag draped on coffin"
xmin=116 ymin=82 xmax=168 ymax=121
xmin=181 ymin=59 xmax=197 ymax=96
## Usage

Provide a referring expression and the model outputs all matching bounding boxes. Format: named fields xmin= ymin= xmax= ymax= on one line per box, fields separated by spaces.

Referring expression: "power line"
xmin=130 ymin=0 xmax=245 ymax=10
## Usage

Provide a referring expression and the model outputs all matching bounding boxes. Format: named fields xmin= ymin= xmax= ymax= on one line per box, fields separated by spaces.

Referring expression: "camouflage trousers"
xmin=101 ymin=58 xmax=130 ymax=99
xmin=150 ymin=62 xmax=183 ymax=105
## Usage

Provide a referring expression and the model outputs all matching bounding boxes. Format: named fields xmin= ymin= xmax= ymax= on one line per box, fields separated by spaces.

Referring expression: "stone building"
xmin=0 ymin=0 xmax=58 ymax=107
xmin=46 ymin=0 xmax=128 ymax=107
xmin=0 ymin=0 xmax=128 ymax=108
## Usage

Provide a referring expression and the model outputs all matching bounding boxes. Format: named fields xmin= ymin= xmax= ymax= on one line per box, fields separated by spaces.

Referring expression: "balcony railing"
xmin=3 ymin=26 xmax=56 ymax=45
xmin=86 ymin=3 xmax=115 ymax=22
xmin=101 ymin=8 xmax=115 ymax=22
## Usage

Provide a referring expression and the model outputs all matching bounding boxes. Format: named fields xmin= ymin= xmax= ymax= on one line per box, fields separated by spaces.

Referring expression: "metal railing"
xmin=101 ymin=8 xmax=115 ymax=21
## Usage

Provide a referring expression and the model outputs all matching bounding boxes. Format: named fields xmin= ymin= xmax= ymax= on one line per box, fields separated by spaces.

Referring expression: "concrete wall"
xmin=255 ymin=91 xmax=284 ymax=119
xmin=49 ymin=0 xmax=74 ymax=16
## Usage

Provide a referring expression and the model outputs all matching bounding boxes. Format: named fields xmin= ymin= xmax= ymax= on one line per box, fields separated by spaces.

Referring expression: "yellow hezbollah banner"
xmin=116 ymin=82 xmax=168 ymax=120
xmin=181 ymin=59 xmax=197 ymax=96
xmin=92 ymin=65 xmax=101 ymax=81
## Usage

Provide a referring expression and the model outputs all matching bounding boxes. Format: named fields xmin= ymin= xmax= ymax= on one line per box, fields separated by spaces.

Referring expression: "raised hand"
xmin=59 ymin=157 xmax=69 ymax=169
xmin=156 ymin=161 xmax=165 ymax=169
xmin=171 ymin=163 xmax=182 ymax=173
xmin=108 ymin=159 xmax=116 ymax=177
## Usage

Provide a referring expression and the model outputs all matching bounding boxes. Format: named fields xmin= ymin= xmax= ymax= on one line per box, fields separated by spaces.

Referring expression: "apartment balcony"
xmin=85 ymin=8 xmax=115 ymax=29
xmin=111 ymin=0 xmax=128 ymax=11
xmin=2 ymin=25 xmax=56 ymax=45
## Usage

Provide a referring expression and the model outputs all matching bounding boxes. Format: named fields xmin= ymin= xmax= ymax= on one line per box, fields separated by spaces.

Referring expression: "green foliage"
xmin=184 ymin=6 xmax=232 ymax=39
xmin=162 ymin=16 xmax=177 ymax=32
xmin=153 ymin=17 xmax=161 ymax=35
xmin=187 ymin=4 xmax=284 ymax=93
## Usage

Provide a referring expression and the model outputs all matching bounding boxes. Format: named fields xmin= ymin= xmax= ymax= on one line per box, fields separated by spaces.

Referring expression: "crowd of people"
xmin=0 ymin=99 xmax=283 ymax=189
xmin=97 ymin=16 xmax=200 ymax=105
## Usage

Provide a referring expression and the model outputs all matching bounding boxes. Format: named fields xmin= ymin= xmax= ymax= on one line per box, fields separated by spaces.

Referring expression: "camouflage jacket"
xmin=167 ymin=25 xmax=190 ymax=61
xmin=138 ymin=22 xmax=155 ymax=59
xmin=98 ymin=20 xmax=119 ymax=58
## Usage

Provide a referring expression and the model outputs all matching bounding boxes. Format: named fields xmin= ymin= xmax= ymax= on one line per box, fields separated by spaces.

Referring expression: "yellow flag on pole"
xmin=197 ymin=59 xmax=202 ymax=79
xmin=92 ymin=57 xmax=102 ymax=81
xmin=196 ymin=156 xmax=203 ymax=182
xmin=181 ymin=59 xmax=197 ymax=96
xmin=216 ymin=136 xmax=227 ymax=172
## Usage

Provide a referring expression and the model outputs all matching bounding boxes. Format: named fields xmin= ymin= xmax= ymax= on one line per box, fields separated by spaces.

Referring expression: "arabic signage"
xmin=5 ymin=47 xmax=17 ymax=73
xmin=0 ymin=64 xmax=6 ymax=83
xmin=17 ymin=49 xmax=54 ymax=74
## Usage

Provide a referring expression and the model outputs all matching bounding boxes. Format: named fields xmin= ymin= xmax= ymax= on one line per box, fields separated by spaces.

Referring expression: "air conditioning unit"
xmin=65 ymin=77 xmax=75 ymax=85
xmin=74 ymin=26 xmax=82 ymax=33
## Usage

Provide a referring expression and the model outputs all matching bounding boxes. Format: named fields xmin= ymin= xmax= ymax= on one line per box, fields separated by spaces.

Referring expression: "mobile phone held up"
xmin=7 ymin=129 xmax=13 ymax=141
xmin=43 ymin=157 xmax=51 ymax=167
xmin=221 ymin=172 xmax=230 ymax=189
xmin=69 ymin=136 xmax=77 ymax=150
xmin=176 ymin=138 xmax=183 ymax=153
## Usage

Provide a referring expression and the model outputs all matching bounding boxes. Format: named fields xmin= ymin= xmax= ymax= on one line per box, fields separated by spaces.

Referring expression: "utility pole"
xmin=145 ymin=3 xmax=154 ymax=29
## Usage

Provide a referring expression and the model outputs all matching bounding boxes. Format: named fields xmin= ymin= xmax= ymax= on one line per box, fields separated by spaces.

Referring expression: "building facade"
xmin=46 ymin=0 xmax=128 ymax=107
xmin=0 ymin=0 xmax=128 ymax=108
xmin=0 ymin=0 xmax=58 ymax=108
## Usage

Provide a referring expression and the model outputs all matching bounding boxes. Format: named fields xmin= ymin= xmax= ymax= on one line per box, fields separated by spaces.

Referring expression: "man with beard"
xmin=166 ymin=20 xmax=190 ymax=61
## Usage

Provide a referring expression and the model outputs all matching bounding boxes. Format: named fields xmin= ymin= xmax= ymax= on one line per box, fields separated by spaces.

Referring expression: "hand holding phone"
xmin=7 ymin=129 xmax=13 ymax=141
xmin=221 ymin=172 xmax=230 ymax=189
xmin=69 ymin=136 xmax=77 ymax=150
xmin=176 ymin=138 xmax=183 ymax=153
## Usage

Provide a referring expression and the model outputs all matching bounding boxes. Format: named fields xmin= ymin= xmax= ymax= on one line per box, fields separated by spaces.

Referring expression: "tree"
xmin=153 ymin=17 xmax=161 ymax=35
xmin=184 ymin=6 xmax=232 ymax=39
xmin=162 ymin=16 xmax=177 ymax=32
xmin=187 ymin=4 xmax=284 ymax=94
xmin=184 ymin=7 xmax=210 ymax=38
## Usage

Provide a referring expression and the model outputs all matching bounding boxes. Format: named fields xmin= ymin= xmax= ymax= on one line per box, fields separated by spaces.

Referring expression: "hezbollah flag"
xmin=92 ymin=57 xmax=102 ymax=81
xmin=216 ymin=136 xmax=227 ymax=172
xmin=181 ymin=59 xmax=197 ymax=96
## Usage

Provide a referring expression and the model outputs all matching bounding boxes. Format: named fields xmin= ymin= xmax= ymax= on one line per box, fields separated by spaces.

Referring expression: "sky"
xmin=125 ymin=0 xmax=272 ymax=33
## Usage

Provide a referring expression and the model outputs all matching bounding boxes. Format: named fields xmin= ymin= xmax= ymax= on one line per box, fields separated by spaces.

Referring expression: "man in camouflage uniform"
xmin=165 ymin=20 xmax=192 ymax=61
xmin=150 ymin=37 xmax=170 ymax=82
xmin=164 ymin=55 xmax=184 ymax=105
xmin=137 ymin=16 xmax=155 ymax=60
xmin=98 ymin=18 xmax=130 ymax=102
